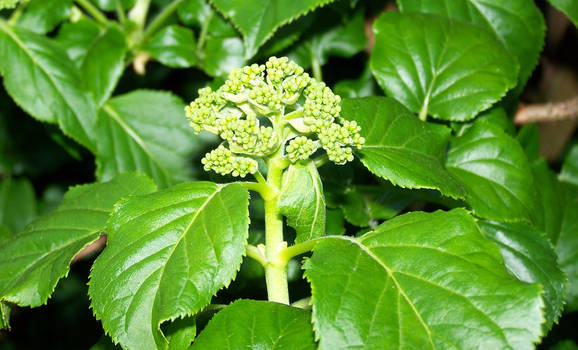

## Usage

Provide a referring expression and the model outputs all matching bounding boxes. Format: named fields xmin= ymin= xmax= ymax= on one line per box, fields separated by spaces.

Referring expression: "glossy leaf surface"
xmin=209 ymin=0 xmax=336 ymax=58
xmin=341 ymin=97 xmax=465 ymax=198
xmin=145 ymin=25 xmax=197 ymax=68
xmin=478 ymin=220 xmax=565 ymax=330
xmin=446 ymin=121 xmax=539 ymax=223
xmin=398 ymin=0 xmax=545 ymax=90
xmin=0 ymin=23 xmax=98 ymax=150
xmin=191 ymin=300 xmax=316 ymax=349
xmin=89 ymin=182 xmax=249 ymax=350
xmin=370 ymin=12 xmax=518 ymax=121
xmin=96 ymin=90 xmax=200 ymax=188
xmin=17 ymin=0 xmax=72 ymax=34
xmin=304 ymin=209 xmax=543 ymax=349
xmin=0 ymin=173 xmax=156 ymax=307
xmin=279 ymin=162 xmax=326 ymax=243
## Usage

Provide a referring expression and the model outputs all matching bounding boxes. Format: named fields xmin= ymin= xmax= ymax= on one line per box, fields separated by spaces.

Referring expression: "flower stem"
xmin=312 ymin=55 xmax=322 ymax=81
xmin=263 ymin=157 xmax=290 ymax=304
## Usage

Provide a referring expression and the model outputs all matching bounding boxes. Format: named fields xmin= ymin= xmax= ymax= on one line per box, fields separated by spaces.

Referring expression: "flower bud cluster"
xmin=186 ymin=56 xmax=364 ymax=177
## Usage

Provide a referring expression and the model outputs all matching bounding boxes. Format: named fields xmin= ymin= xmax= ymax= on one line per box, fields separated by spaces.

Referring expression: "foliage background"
xmin=0 ymin=0 xmax=576 ymax=348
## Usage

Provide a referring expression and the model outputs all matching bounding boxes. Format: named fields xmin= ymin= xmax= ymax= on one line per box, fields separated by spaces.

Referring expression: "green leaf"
xmin=398 ymin=0 xmax=545 ymax=91
xmin=370 ymin=12 xmax=518 ymax=121
xmin=531 ymin=159 xmax=563 ymax=240
xmin=0 ymin=177 xmax=37 ymax=234
xmin=548 ymin=0 xmax=578 ymax=27
xmin=552 ymin=183 xmax=578 ymax=311
xmin=79 ymin=24 xmax=127 ymax=107
xmin=517 ymin=124 xmax=541 ymax=161
xmin=560 ymin=144 xmax=578 ymax=187
xmin=341 ymin=96 xmax=465 ymax=199
xmin=0 ymin=173 xmax=156 ymax=307
xmin=89 ymin=182 xmax=249 ymax=350
xmin=340 ymin=185 xmax=416 ymax=228
xmin=0 ymin=22 xmax=98 ymax=151
xmin=16 ymin=0 xmax=72 ymax=34
xmin=304 ymin=209 xmax=543 ymax=349
xmin=96 ymin=90 xmax=200 ymax=188
xmin=145 ymin=25 xmax=197 ymax=68
xmin=55 ymin=20 xmax=101 ymax=67
xmin=286 ymin=6 xmax=366 ymax=70
xmin=477 ymin=220 xmax=565 ymax=330
xmin=279 ymin=161 xmax=326 ymax=243
xmin=90 ymin=335 xmax=121 ymax=350
xmin=209 ymin=0 xmax=337 ymax=58
xmin=178 ymin=0 xmax=211 ymax=27
xmin=165 ymin=316 xmax=196 ymax=350
xmin=202 ymin=36 xmax=245 ymax=77
xmin=191 ymin=300 xmax=316 ymax=349
xmin=325 ymin=208 xmax=345 ymax=236
xmin=446 ymin=121 xmax=539 ymax=223
xmin=453 ymin=107 xmax=515 ymax=136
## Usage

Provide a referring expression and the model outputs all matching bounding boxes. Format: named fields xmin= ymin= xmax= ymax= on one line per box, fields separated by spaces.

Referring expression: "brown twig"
xmin=514 ymin=96 xmax=578 ymax=125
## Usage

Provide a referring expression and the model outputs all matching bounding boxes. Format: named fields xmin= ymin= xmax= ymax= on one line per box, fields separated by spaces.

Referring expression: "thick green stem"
xmin=128 ymin=0 xmax=151 ymax=29
xmin=114 ymin=0 xmax=126 ymax=25
xmin=75 ymin=0 xmax=108 ymax=25
xmin=418 ymin=104 xmax=428 ymax=122
xmin=311 ymin=55 xmax=322 ymax=81
xmin=196 ymin=10 xmax=213 ymax=58
xmin=263 ymin=157 xmax=290 ymax=304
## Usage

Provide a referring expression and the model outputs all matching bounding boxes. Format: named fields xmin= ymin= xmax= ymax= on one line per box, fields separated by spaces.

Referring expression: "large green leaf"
xmin=370 ymin=12 xmax=518 ymax=121
xmin=96 ymin=90 xmax=200 ymax=188
xmin=279 ymin=161 xmax=326 ymax=243
xmin=0 ymin=173 xmax=156 ymax=307
xmin=552 ymin=184 xmax=578 ymax=311
xmin=89 ymin=182 xmax=249 ymax=350
xmin=0 ymin=22 xmax=98 ymax=151
xmin=145 ymin=25 xmax=197 ymax=69
xmin=446 ymin=121 xmax=539 ymax=223
xmin=548 ymin=0 xmax=578 ymax=27
xmin=304 ymin=209 xmax=543 ymax=349
xmin=16 ymin=0 xmax=72 ymax=34
xmin=56 ymin=20 xmax=101 ymax=66
xmin=560 ymin=144 xmax=578 ymax=187
xmin=477 ymin=220 xmax=565 ymax=330
xmin=286 ymin=6 xmax=366 ymax=70
xmin=398 ymin=0 xmax=545 ymax=90
xmin=341 ymin=96 xmax=465 ymax=198
xmin=191 ymin=300 xmax=316 ymax=349
xmin=0 ymin=177 xmax=37 ymax=234
xmin=209 ymin=0 xmax=336 ymax=58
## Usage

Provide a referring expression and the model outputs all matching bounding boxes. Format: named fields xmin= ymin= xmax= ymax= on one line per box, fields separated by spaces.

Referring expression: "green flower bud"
xmin=286 ymin=136 xmax=317 ymax=163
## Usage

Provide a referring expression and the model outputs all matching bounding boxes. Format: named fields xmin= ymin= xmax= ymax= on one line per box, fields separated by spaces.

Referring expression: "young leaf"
xmin=547 ymin=0 xmax=578 ymax=27
xmin=560 ymin=144 xmax=578 ymax=187
xmin=0 ymin=22 xmax=98 ymax=151
xmin=304 ymin=209 xmax=543 ymax=349
xmin=446 ymin=121 xmax=539 ymax=223
xmin=0 ymin=173 xmax=157 ymax=307
xmin=209 ymin=0 xmax=337 ymax=58
xmin=398 ymin=0 xmax=545 ymax=90
xmin=477 ymin=220 xmax=565 ymax=330
xmin=191 ymin=300 xmax=316 ymax=349
xmin=96 ymin=90 xmax=201 ymax=188
xmin=16 ymin=0 xmax=72 ymax=34
xmin=0 ymin=177 xmax=37 ymax=234
xmin=370 ymin=12 xmax=518 ymax=121
xmin=279 ymin=161 xmax=326 ymax=243
xmin=89 ymin=182 xmax=249 ymax=350
xmin=341 ymin=96 xmax=465 ymax=199
xmin=145 ymin=25 xmax=197 ymax=68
